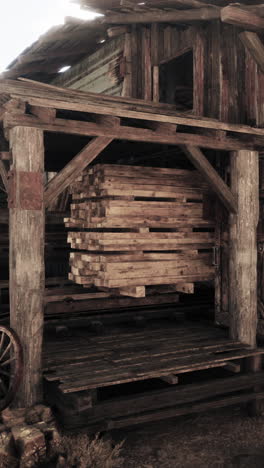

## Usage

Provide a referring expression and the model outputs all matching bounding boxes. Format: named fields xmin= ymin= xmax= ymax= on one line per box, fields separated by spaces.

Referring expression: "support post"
xmin=229 ymin=150 xmax=259 ymax=347
xmin=9 ymin=126 xmax=45 ymax=407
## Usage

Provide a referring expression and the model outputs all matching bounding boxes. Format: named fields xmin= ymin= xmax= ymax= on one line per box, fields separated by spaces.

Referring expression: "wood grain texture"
xmin=240 ymin=31 xmax=264 ymax=73
xmin=9 ymin=126 xmax=45 ymax=407
xmin=182 ymin=145 xmax=237 ymax=213
xmin=229 ymin=150 xmax=259 ymax=347
xmin=45 ymin=137 xmax=112 ymax=207
xmin=103 ymin=7 xmax=220 ymax=24
xmin=221 ymin=6 xmax=264 ymax=32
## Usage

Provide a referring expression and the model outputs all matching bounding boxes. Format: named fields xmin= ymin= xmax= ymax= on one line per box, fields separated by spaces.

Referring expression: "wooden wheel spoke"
xmin=0 ymin=332 xmax=5 ymax=353
xmin=1 ymin=357 xmax=15 ymax=367
xmin=0 ymin=326 xmax=23 ymax=410
xmin=0 ymin=341 xmax=11 ymax=363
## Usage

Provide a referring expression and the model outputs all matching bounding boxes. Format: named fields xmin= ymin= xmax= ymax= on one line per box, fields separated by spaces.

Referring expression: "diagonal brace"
xmin=45 ymin=137 xmax=112 ymax=208
xmin=182 ymin=145 xmax=237 ymax=213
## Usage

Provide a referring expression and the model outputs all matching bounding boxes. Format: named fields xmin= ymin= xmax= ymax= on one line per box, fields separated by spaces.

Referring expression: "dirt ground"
xmin=113 ymin=406 xmax=264 ymax=468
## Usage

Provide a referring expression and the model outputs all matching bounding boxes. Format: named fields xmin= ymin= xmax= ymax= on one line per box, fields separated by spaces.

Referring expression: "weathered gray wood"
xmin=45 ymin=137 xmax=112 ymax=207
xmin=229 ymin=150 xmax=259 ymax=347
xmin=0 ymin=160 xmax=8 ymax=192
xmin=221 ymin=6 xmax=264 ymax=31
xmin=239 ymin=31 xmax=264 ymax=73
xmin=9 ymin=126 xmax=45 ymax=406
xmin=182 ymin=145 xmax=237 ymax=213
xmin=2 ymin=79 xmax=264 ymax=138
xmin=4 ymin=113 xmax=259 ymax=152
xmin=103 ymin=7 xmax=220 ymax=24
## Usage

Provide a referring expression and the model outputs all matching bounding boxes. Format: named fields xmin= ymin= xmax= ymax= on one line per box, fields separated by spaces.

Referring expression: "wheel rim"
xmin=0 ymin=326 xmax=23 ymax=410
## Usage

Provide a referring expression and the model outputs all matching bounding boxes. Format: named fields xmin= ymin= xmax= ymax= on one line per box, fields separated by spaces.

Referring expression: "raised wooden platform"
xmin=43 ymin=321 xmax=264 ymax=431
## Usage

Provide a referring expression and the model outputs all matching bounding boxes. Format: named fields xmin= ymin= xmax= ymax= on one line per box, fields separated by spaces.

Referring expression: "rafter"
xmin=221 ymin=6 xmax=264 ymax=31
xmin=102 ymin=7 xmax=220 ymax=24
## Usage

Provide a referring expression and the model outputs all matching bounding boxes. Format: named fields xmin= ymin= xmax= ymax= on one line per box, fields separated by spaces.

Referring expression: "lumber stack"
xmin=65 ymin=164 xmax=215 ymax=297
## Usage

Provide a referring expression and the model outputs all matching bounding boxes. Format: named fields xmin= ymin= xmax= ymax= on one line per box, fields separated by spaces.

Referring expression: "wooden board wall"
xmin=53 ymin=35 xmax=126 ymax=96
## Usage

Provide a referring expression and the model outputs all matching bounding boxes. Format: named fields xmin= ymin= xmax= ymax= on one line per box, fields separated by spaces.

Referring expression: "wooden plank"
xmin=91 ymin=372 xmax=264 ymax=422
xmin=142 ymin=27 xmax=152 ymax=101
xmin=153 ymin=66 xmax=160 ymax=103
xmin=1 ymin=79 xmax=264 ymax=138
xmin=230 ymin=150 xmax=259 ymax=347
xmin=118 ymin=286 xmax=146 ymax=298
xmin=239 ymin=31 xmax=264 ymax=74
xmin=45 ymin=137 xmax=112 ymax=207
xmin=9 ymin=126 xmax=44 ymax=406
xmin=103 ymin=8 xmax=220 ymax=24
xmin=0 ymin=160 xmax=8 ymax=192
xmin=221 ymin=6 xmax=264 ymax=32
xmin=108 ymin=393 xmax=259 ymax=429
xmin=175 ymin=283 xmax=194 ymax=294
xmin=182 ymin=145 xmax=237 ymax=213
xmin=3 ymin=113 xmax=258 ymax=152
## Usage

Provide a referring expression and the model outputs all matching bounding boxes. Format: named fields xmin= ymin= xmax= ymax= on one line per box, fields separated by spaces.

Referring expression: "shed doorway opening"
xmin=159 ymin=50 xmax=193 ymax=111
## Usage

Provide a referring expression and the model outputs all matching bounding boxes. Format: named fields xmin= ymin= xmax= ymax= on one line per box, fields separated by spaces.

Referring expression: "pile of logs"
xmin=66 ymin=164 xmax=215 ymax=297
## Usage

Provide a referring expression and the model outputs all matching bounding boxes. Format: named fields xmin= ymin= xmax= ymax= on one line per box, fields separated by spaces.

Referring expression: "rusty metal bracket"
xmin=8 ymin=170 xmax=43 ymax=210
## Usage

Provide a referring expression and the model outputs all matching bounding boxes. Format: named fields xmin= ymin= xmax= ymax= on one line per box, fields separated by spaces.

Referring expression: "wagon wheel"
xmin=0 ymin=326 xmax=23 ymax=410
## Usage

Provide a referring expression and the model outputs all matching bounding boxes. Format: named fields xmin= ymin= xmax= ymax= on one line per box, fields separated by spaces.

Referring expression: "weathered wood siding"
xmin=53 ymin=35 xmax=126 ymax=96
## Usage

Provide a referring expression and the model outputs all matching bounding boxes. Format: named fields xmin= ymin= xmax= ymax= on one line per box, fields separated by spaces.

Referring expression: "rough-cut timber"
xmin=103 ymin=7 xmax=220 ymax=24
xmin=66 ymin=164 xmax=215 ymax=295
xmin=221 ymin=6 xmax=264 ymax=32
xmin=229 ymin=150 xmax=259 ymax=347
xmin=9 ymin=127 xmax=45 ymax=406
xmin=239 ymin=31 xmax=264 ymax=74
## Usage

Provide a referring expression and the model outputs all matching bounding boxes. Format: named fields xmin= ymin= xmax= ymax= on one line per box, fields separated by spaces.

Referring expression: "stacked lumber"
xmin=66 ymin=164 xmax=215 ymax=296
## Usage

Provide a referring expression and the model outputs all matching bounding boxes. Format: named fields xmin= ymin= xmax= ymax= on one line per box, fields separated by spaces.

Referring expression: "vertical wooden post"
xmin=9 ymin=127 xmax=45 ymax=407
xmin=229 ymin=150 xmax=259 ymax=347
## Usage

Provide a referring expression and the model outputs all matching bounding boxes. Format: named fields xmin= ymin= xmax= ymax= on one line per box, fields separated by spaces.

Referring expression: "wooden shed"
xmin=1 ymin=0 xmax=264 ymax=431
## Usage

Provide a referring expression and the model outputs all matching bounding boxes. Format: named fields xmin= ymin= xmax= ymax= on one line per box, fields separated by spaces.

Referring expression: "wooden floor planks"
xmin=43 ymin=322 xmax=264 ymax=393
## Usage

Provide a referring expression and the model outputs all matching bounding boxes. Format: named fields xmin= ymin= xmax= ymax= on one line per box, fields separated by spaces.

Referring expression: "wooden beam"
xmin=107 ymin=26 xmax=129 ymax=38
xmin=1 ymin=79 xmax=264 ymax=138
xmin=45 ymin=137 xmax=112 ymax=207
xmin=9 ymin=126 xmax=45 ymax=406
xmin=30 ymin=106 xmax=56 ymax=123
xmin=182 ymin=145 xmax=238 ymax=213
xmin=118 ymin=286 xmax=146 ymax=298
xmin=239 ymin=31 xmax=264 ymax=73
xmin=103 ymin=7 xmax=220 ymax=24
xmin=16 ymin=46 xmax=93 ymax=66
xmin=3 ymin=113 xmax=258 ymax=151
xmin=229 ymin=150 xmax=259 ymax=347
xmin=221 ymin=6 xmax=264 ymax=32
xmin=0 ymin=160 xmax=8 ymax=192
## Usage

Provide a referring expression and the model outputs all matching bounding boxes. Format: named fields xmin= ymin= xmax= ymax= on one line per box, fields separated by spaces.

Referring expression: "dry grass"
xmin=59 ymin=433 xmax=124 ymax=468
xmin=118 ymin=407 xmax=264 ymax=468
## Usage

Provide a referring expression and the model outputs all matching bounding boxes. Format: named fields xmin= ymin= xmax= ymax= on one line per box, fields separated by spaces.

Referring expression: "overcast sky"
xmin=0 ymin=1 xmax=98 ymax=72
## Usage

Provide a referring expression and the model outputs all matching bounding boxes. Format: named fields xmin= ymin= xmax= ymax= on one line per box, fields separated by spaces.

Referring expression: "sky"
xmin=0 ymin=0 xmax=99 ymax=72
